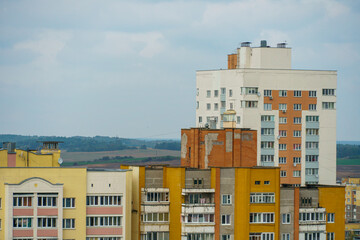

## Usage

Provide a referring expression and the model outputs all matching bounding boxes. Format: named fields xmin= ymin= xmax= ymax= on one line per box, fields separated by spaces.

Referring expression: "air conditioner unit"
xmin=277 ymin=135 xmax=281 ymax=140
xmin=269 ymin=96 xmax=273 ymax=100
xmin=294 ymin=163 xmax=297 ymax=167
xmin=282 ymin=110 xmax=286 ymax=113
xmin=315 ymin=174 xmax=319 ymax=177
xmin=257 ymin=92 xmax=261 ymax=97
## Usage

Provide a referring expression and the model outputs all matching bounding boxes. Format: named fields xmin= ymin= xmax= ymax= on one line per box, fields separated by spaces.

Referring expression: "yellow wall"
xmin=319 ymin=186 xmax=345 ymax=240
xmin=0 ymin=149 xmax=61 ymax=167
xmin=0 ymin=168 xmax=87 ymax=239
xmin=235 ymin=168 xmax=280 ymax=240
xmin=0 ymin=150 xmax=7 ymax=167
xmin=163 ymin=167 xmax=185 ymax=240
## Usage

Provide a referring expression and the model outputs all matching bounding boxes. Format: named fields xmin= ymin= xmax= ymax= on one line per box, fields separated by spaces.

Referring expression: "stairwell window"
xmin=214 ymin=90 xmax=219 ymax=97
xmin=222 ymin=195 xmax=232 ymax=205
xmin=328 ymin=213 xmax=335 ymax=223
xmin=282 ymin=213 xmax=291 ymax=224
xmin=214 ymin=103 xmax=218 ymax=111
xmin=279 ymin=90 xmax=287 ymax=97
xmin=293 ymin=104 xmax=302 ymax=111
xmin=207 ymin=104 xmax=211 ymax=110
xmin=294 ymin=91 xmax=302 ymax=97
xmin=221 ymin=215 xmax=231 ymax=225
xmin=229 ymin=89 xmax=233 ymax=97
xmin=207 ymin=90 xmax=211 ymax=98
xmin=279 ymin=144 xmax=287 ymax=151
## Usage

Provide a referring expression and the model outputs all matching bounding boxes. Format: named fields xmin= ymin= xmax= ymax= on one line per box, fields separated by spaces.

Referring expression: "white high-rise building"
xmin=196 ymin=41 xmax=337 ymax=186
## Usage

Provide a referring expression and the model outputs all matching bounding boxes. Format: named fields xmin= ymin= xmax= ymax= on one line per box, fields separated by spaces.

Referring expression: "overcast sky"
xmin=0 ymin=0 xmax=359 ymax=140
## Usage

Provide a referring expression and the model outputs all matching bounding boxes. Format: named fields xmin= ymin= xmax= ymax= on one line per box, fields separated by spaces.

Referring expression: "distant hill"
xmin=0 ymin=134 xmax=181 ymax=152
xmin=337 ymin=141 xmax=360 ymax=145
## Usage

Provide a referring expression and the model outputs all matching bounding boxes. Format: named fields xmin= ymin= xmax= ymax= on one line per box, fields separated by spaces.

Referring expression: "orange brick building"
xmin=180 ymin=128 xmax=257 ymax=169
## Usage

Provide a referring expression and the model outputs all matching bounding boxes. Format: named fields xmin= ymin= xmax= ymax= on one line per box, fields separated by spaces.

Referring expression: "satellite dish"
xmin=257 ymin=92 xmax=261 ymax=97
xmin=277 ymin=136 xmax=281 ymax=140
xmin=58 ymin=158 xmax=63 ymax=165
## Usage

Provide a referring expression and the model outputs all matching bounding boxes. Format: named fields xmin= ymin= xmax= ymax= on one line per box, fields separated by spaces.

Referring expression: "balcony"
xmin=182 ymin=189 xmax=215 ymax=214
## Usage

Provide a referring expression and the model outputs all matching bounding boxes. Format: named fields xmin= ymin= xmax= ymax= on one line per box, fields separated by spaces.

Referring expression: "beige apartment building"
xmin=195 ymin=41 xmax=337 ymax=186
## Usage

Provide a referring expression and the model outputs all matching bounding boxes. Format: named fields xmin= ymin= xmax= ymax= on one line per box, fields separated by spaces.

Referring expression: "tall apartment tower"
xmin=196 ymin=41 xmax=337 ymax=186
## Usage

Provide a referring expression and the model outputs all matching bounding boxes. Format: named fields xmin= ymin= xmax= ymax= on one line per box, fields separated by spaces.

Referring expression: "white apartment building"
xmin=196 ymin=41 xmax=337 ymax=186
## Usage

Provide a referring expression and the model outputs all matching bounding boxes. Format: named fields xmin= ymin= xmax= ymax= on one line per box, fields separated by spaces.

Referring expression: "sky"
xmin=0 ymin=0 xmax=359 ymax=140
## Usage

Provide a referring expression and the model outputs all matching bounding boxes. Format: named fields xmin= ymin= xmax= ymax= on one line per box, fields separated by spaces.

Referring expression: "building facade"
xmin=195 ymin=41 xmax=337 ymax=186
xmin=342 ymin=178 xmax=360 ymax=222
xmin=0 ymin=142 xmax=62 ymax=167
xmin=181 ymin=128 xmax=257 ymax=169
xmin=0 ymin=167 xmax=132 ymax=240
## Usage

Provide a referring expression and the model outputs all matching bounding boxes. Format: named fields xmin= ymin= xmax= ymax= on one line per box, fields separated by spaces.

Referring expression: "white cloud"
xmin=96 ymin=31 xmax=166 ymax=58
xmin=14 ymin=30 xmax=71 ymax=65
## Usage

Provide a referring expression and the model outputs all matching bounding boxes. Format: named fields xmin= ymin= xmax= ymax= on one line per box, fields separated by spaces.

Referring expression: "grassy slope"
xmin=337 ymin=158 xmax=360 ymax=165
xmin=61 ymin=148 xmax=180 ymax=162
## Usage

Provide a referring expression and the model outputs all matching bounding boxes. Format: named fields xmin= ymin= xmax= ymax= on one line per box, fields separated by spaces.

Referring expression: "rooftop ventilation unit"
xmin=260 ymin=40 xmax=267 ymax=47
xmin=241 ymin=42 xmax=251 ymax=47
xmin=277 ymin=43 xmax=287 ymax=48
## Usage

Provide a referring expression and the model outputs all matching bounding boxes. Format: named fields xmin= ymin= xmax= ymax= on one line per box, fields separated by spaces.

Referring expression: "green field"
xmin=61 ymin=148 xmax=180 ymax=162
xmin=337 ymin=158 xmax=360 ymax=165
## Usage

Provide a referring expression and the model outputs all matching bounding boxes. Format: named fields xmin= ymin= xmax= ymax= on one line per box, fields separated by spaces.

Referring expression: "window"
xmin=306 ymin=155 xmax=318 ymax=162
xmin=214 ymin=103 xmax=219 ymax=111
xmin=261 ymin=155 xmax=274 ymax=162
xmin=279 ymin=157 xmax=287 ymax=164
xmin=293 ymin=104 xmax=302 ymax=110
xmin=261 ymin=141 xmax=274 ymax=149
xmin=196 ymin=88 xmax=199 ymax=96
xmin=207 ymin=103 xmax=211 ymax=110
xmin=222 ymin=235 xmax=230 ymax=240
xmin=261 ymin=128 xmax=274 ymax=135
xmin=261 ymin=115 xmax=274 ymax=121
xmin=142 ymin=232 xmax=170 ymax=240
xmin=37 ymin=217 xmax=57 ymax=228
xmin=87 ymin=195 xmax=123 ymax=205
xmin=299 ymin=212 xmax=325 ymax=222
xmin=293 ymin=144 xmax=301 ymax=150
xmin=293 ymin=130 xmax=301 ymax=137
xmin=305 ymin=168 xmax=319 ymax=175
xmin=221 ymin=215 xmax=231 ymax=225
xmin=86 ymin=216 xmax=122 ymax=227
xmin=221 ymin=101 xmax=226 ymax=108
xmin=13 ymin=218 xmax=32 ymax=228
xmin=63 ymin=198 xmax=75 ymax=208
xmin=282 ymin=213 xmax=291 ymax=224
xmin=249 ymin=233 xmax=274 ymax=240
xmin=293 ymin=117 xmax=301 ymax=124
xmin=282 ymin=233 xmax=290 ymax=240
xmin=279 ymin=104 xmax=287 ymax=110
xmin=250 ymin=193 xmax=275 ymax=203
xmin=242 ymin=87 xmax=258 ymax=95
xmin=327 ymin=232 xmax=335 ymax=240
xmin=279 ymin=130 xmax=287 ymax=137
xmin=293 ymin=157 xmax=301 ymax=164
xmin=142 ymin=212 xmax=169 ymax=222
xmin=280 ymin=171 xmax=287 ymax=177
xmin=38 ymin=196 xmax=57 ymax=207
xmin=222 ymin=195 xmax=231 ymax=205
xmin=229 ymin=103 xmax=233 ymax=109
xmin=306 ymin=129 xmax=319 ymax=135
xmin=229 ymin=89 xmax=233 ymax=97
xmin=322 ymin=88 xmax=335 ymax=96
xmin=322 ymin=102 xmax=335 ymax=109
xmin=309 ymin=91 xmax=316 ymax=97
xmin=301 ymin=197 xmax=312 ymax=206
xmin=13 ymin=196 xmax=32 ymax=207
xmin=214 ymin=90 xmax=219 ymax=97
xmin=187 ymin=233 xmax=213 ymax=240
xmin=304 ymin=233 xmax=321 ymax=240
xmin=309 ymin=104 xmax=316 ymax=111
xmin=206 ymin=90 xmax=211 ymax=98
xmin=279 ymin=117 xmax=287 ymax=124
xmin=328 ymin=213 xmax=335 ymax=223
xmin=63 ymin=219 xmax=75 ymax=229
xmin=294 ymin=91 xmax=302 ymax=97
xmin=306 ymin=116 xmax=319 ymax=122
xmin=196 ymin=101 xmax=199 ymax=109
xmin=255 ymin=181 xmax=261 ymax=185
xmin=221 ymin=88 xmax=226 ymax=94
xmin=264 ymin=181 xmax=270 ymax=185
xmin=241 ymin=101 xmax=258 ymax=108
xmin=293 ymin=171 xmax=301 ymax=177
xmin=306 ymin=142 xmax=319 ymax=149
xmin=237 ymin=116 xmax=241 ymax=124
xmin=193 ymin=178 xmax=203 ymax=187
xmin=279 ymin=144 xmax=287 ymax=150
xmin=279 ymin=90 xmax=287 ymax=97
xmin=250 ymin=213 xmax=274 ymax=223
xmin=264 ymin=103 xmax=272 ymax=111
xmin=199 ymin=116 xmax=202 ymax=123
xmin=264 ymin=90 xmax=272 ymax=97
